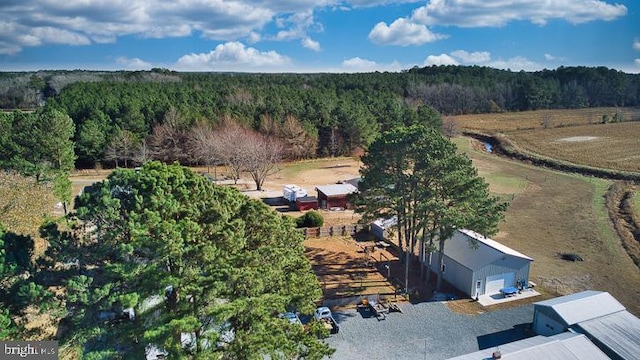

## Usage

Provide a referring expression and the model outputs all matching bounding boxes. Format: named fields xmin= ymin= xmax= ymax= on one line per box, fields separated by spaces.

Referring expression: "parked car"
xmin=280 ymin=311 xmax=302 ymax=325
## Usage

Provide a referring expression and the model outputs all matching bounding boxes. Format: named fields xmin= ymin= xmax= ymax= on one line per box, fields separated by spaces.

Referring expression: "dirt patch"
xmin=305 ymin=236 xmax=400 ymax=300
xmin=557 ymin=136 xmax=599 ymax=142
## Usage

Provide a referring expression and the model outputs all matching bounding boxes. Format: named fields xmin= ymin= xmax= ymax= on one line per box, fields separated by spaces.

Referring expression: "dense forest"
xmin=1 ymin=66 xmax=639 ymax=168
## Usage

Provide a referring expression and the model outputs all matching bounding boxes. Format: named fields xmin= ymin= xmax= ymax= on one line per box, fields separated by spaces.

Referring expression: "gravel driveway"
xmin=324 ymin=301 xmax=534 ymax=360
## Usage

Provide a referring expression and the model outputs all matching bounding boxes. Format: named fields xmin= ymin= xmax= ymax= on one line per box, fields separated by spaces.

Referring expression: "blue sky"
xmin=1 ymin=0 xmax=639 ymax=73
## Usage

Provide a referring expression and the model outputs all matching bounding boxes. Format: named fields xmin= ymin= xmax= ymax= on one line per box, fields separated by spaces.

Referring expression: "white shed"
xmin=371 ymin=216 xmax=397 ymax=241
xmin=428 ymin=229 xmax=533 ymax=298
xmin=532 ymin=290 xmax=625 ymax=336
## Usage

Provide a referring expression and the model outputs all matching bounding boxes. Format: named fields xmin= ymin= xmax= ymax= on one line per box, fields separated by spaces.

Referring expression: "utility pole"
xmin=405 ymin=246 xmax=410 ymax=295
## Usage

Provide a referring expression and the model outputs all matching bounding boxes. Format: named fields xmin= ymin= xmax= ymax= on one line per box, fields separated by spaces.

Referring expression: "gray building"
xmin=533 ymin=290 xmax=625 ymax=336
xmin=533 ymin=290 xmax=640 ymax=360
xmin=448 ymin=332 xmax=610 ymax=360
xmin=427 ymin=229 xmax=533 ymax=298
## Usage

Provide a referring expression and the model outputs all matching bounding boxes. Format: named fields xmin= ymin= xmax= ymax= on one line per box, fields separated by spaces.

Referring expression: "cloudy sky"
xmin=1 ymin=0 xmax=638 ymax=73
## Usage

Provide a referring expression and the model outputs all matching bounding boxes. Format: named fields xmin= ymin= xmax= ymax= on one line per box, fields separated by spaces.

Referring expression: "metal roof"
xmin=443 ymin=229 xmax=533 ymax=271
xmin=534 ymin=291 xmax=626 ymax=326
xmin=448 ymin=333 xmax=611 ymax=360
xmin=576 ymin=310 xmax=640 ymax=360
xmin=315 ymin=183 xmax=358 ymax=197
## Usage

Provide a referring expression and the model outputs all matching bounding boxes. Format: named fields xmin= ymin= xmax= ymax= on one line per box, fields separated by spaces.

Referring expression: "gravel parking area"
xmin=324 ymin=301 xmax=534 ymax=360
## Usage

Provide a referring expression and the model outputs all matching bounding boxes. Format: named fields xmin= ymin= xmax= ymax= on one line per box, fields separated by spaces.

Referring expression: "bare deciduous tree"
xmin=188 ymin=120 xmax=218 ymax=174
xmin=214 ymin=120 xmax=247 ymax=184
xmin=104 ymin=130 xmax=138 ymax=167
xmin=243 ymin=133 xmax=283 ymax=191
xmin=148 ymin=108 xmax=189 ymax=163
xmin=279 ymin=114 xmax=317 ymax=160
xmin=132 ymin=139 xmax=153 ymax=166
xmin=541 ymin=113 xmax=554 ymax=129
xmin=442 ymin=116 xmax=460 ymax=138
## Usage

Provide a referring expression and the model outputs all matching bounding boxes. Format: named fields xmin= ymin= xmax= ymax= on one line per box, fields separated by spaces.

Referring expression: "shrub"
xmin=296 ymin=211 xmax=324 ymax=228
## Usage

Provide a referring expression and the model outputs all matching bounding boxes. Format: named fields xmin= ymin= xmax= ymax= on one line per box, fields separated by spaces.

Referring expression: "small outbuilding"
xmin=371 ymin=216 xmax=397 ymax=241
xmin=295 ymin=196 xmax=318 ymax=211
xmin=315 ymin=183 xmax=358 ymax=209
xmin=533 ymin=290 xmax=626 ymax=336
xmin=428 ymin=229 xmax=533 ymax=298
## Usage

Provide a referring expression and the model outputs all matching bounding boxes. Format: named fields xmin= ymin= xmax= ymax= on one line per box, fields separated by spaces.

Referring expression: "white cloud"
xmin=0 ymin=0 xmax=333 ymax=54
xmin=417 ymin=0 xmax=628 ymax=27
xmin=302 ymin=38 xmax=321 ymax=51
xmin=116 ymin=56 xmax=152 ymax=70
xmin=343 ymin=57 xmax=378 ymax=70
xmin=636 ymin=59 xmax=640 ymax=66
xmin=450 ymin=50 xmax=490 ymax=63
xmin=424 ymin=50 xmax=541 ymax=71
xmin=369 ymin=18 xmax=446 ymax=46
xmin=633 ymin=39 xmax=640 ymax=51
xmin=175 ymin=41 xmax=291 ymax=71
xmin=544 ymin=53 xmax=566 ymax=61
xmin=424 ymin=54 xmax=458 ymax=66
xmin=341 ymin=57 xmax=404 ymax=72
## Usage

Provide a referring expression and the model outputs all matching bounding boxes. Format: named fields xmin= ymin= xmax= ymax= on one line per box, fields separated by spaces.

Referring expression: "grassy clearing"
xmin=455 ymin=136 xmax=640 ymax=315
xmin=277 ymin=157 xmax=358 ymax=179
xmin=454 ymin=138 xmax=529 ymax=197
xmin=583 ymin=177 xmax=619 ymax=256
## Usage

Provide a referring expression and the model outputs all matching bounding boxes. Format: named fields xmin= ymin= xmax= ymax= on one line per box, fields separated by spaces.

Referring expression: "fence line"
xmin=302 ymin=224 xmax=368 ymax=238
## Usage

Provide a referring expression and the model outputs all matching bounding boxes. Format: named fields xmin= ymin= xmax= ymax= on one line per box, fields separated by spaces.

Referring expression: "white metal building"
xmin=428 ymin=229 xmax=533 ymax=298
xmin=448 ymin=332 xmax=610 ymax=360
xmin=532 ymin=290 xmax=625 ymax=336
xmin=533 ymin=290 xmax=640 ymax=360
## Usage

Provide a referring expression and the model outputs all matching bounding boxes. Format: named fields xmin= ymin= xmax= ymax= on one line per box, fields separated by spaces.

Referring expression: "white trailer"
xmin=283 ymin=184 xmax=307 ymax=202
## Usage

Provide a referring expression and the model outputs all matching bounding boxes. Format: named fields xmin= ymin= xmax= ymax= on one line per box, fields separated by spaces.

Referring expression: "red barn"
xmin=315 ymin=184 xmax=358 ymax=209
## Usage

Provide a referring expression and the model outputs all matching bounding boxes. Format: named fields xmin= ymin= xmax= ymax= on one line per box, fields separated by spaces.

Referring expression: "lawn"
xmin=455 ymin=136 xmax=640 ymax=315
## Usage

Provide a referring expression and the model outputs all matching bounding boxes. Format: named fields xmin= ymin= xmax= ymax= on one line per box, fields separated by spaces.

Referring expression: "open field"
xmin=505 ymin=122 xmax=640 ymax=173
xmin=456 ymin=137 xmax=640 ymax=315
xmin=455 ymin=107 xmax=640 ymax=133
xmin=456 ymin=107 xmax=640 ymax=175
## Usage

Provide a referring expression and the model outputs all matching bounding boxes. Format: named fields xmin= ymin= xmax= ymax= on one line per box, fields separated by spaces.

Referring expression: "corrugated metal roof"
xmin=372 ymin=216 xmax=397 ymax=230
xmin=459 ymin=229 xmax=534 ymax=261
xmin=534 ymin=291 xmax=626 ymax=326
xmin=448 ymin=333 xmax=610 ymax=360
xmin=315 ymin=184 xmax=358 ymax=197
xmin=443 ymin=230 xmax=533 ymax=271
xmin=576 ymin=310 xmax=640 ymax=360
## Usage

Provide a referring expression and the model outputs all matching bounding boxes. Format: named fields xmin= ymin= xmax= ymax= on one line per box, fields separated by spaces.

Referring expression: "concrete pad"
xmin=478 ymin=290 xmax=541 ymax=306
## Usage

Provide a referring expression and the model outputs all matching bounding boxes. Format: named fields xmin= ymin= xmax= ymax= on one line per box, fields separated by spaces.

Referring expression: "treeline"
xmin=1 ymin=66 xmax=639 ymax=168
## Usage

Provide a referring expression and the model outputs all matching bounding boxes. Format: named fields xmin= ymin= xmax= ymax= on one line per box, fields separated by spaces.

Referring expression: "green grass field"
xmin=455 ymin=136 xmax=640 ymax=315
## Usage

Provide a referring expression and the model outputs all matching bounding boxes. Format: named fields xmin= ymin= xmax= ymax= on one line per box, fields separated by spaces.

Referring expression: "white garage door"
xmin=485 ymin=272 xmax=516 ymax=294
